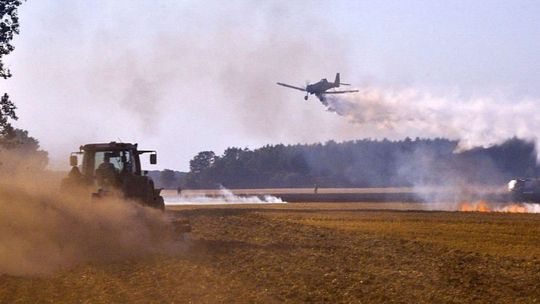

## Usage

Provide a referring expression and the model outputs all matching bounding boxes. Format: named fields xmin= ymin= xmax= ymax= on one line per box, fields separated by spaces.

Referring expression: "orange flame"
xmin=477 ymin=200 xmax=490 ymax=212
xmin=458 ymin=201 xmax=530 ymax=213
xmin=500 ymin=204 xmax=527 ymax=213
xmin=458 ymin=200 xmax=491 ymax=212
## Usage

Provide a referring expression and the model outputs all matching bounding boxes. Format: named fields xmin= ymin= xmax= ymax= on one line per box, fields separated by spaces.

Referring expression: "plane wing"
xmin=324 ymin=90 xmax=359 ymax=94
xmin=276 ymin=82 xmax=306 ymax=92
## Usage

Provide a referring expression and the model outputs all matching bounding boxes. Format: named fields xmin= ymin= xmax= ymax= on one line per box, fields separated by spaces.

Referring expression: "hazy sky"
xmin=3 ymin=0 xmax=540 ymax=170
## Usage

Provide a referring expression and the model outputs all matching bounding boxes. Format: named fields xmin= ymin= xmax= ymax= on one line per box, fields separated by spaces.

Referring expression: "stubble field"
xmin=1 ymin=202 xmax=539 ymax=303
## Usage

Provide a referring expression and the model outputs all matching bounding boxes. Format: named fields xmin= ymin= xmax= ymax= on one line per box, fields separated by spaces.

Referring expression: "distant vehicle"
xmin=277 ymin=73 xmax=359 ymax=101
xmin=508 ymin=178 xmax=540 ymax=202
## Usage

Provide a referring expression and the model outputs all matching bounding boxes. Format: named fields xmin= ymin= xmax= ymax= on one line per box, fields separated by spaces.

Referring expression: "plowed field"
xmin=1 ymin=203 xmax=539 ymax=303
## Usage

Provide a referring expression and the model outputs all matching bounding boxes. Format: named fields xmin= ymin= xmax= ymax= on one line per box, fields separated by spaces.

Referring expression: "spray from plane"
xmin=320 ymin=86 xmax=540 ymax=210
xmin=323 ymin=86 xmax=540 ymax=154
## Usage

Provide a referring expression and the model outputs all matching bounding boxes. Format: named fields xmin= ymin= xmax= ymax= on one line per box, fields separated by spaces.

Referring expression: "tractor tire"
xmin=156 ymin=195 xmax=165 ymax=211
xmin=142 ymin=178 xmax=165 ymax=210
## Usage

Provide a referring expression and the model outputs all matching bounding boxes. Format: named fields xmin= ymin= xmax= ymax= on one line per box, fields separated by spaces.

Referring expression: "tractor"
xmin=62 ymin=142 xmax=165 ymax=209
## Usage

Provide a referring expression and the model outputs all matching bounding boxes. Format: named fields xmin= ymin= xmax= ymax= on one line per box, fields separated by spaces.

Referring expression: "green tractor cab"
xmin=62 ymin=142 xmax=164 ymax=210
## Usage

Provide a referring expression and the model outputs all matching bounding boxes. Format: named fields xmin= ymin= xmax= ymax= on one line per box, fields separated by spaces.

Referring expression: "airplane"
xmin=277 ymin=73 xmax=358 ymax=101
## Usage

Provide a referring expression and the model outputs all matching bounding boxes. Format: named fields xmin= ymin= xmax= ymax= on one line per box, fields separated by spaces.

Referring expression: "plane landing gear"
xmin=304 ymin=95 xmax=308 ymax=100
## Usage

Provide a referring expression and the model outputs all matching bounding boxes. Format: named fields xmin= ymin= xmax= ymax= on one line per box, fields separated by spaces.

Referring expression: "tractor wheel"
xmin=156 ymin=195 xmax=165 ymax=211
xmin=143 ymin=179 xmax=165 ymax=210
xmin=143 ymin=179 xmax=155 ymax=206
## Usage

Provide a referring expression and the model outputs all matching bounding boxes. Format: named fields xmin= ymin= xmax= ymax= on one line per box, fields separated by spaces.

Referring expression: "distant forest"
xmin=179 ymin=137 xmax=540 ymax=189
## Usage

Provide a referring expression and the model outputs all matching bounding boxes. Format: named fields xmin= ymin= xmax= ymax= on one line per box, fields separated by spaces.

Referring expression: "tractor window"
xmin=93 ymin=151 xmax=133 ymax=174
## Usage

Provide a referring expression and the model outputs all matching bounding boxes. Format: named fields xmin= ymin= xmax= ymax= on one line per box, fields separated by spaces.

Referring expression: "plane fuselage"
xmin=306 ymin=78 xmax=339 ymax=94
xmin=276 ymin=73 xmax=357 ymax=102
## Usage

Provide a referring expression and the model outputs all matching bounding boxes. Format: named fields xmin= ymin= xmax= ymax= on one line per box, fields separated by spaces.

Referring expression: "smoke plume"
xmin=165 ymin=187 xmax=285 ymax=205
xmin=323 ymin=86 xmax=540 ymax=208
xmin=324 ymin=86 xmax=539 ymax=153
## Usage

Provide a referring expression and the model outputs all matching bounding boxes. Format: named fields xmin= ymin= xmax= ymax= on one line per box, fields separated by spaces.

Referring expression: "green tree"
xmin=184 ymin=151 xmax=216 ymax=188
xmin=0 ymin=93 xmax=17 ymax=139
xmin=182 ymin=138 xmax=540 ymax=189
xmin=0 ymin=1 xmax=47 ymax=173
xmin=0 ymin=1 xmax=23 ymax=140
xmin=160 ymin=169 xmax=176 ymax=188
xmin=0 ymin=0 xmax=22 ymax=78
xmin=0 ymin=128 xmax=48 ymax=171
xmin=189 ymin=151 xmax=215 ymax=174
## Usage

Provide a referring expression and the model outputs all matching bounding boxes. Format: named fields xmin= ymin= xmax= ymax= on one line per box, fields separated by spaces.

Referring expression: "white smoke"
xmin=499 ymin=203 xmax=540 ymax=213
xmin=325 ymin=86 xmax=540 ymax=153
xmin=164 ymin=187 xmax=285 ymax=205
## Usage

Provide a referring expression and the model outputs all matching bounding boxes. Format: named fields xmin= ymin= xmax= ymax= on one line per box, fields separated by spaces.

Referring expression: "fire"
xmin=458 ymin=201 xmax=532 ymax=213
xmin=458 ymin=202 xmax=473 ymax=211
xmin=500 ymin=204 xmax=527 ymax=213
xmin=458 ymin=200 xmax=491 ymax=212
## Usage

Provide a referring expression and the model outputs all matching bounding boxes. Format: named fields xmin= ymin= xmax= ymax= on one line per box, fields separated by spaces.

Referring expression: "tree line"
xmin=0 ymin=1 xmax=48 ymax=172
xmin=180 ymin=137 xmax=540 ymax=189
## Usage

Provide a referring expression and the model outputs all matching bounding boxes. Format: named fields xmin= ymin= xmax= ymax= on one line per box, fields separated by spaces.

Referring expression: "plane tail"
xmin=335 ymin=72 xmax=351 ymax=86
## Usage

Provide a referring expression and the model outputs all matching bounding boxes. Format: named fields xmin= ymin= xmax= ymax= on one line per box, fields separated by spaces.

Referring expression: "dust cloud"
xmin=0 ymin=171 xmax=177 ymax=276
xmin=24 ymin=1 xmax=351 ymax=135
xmin=11 ymin=1 xmax=359 ymax=169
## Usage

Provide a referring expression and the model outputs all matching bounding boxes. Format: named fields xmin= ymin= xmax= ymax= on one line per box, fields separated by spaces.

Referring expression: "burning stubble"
xmin=457 ymin=200 xmax=540 ymax=213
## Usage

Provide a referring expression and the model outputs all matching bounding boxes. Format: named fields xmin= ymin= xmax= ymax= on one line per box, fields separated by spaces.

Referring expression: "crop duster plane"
xmin=277 ymin=73 xmax=358 ymax=101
